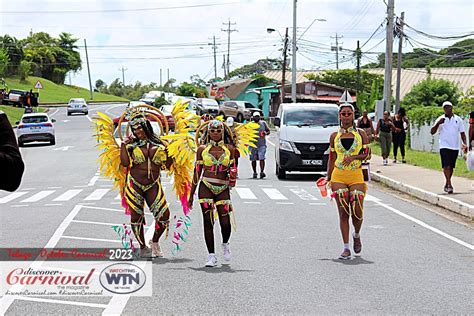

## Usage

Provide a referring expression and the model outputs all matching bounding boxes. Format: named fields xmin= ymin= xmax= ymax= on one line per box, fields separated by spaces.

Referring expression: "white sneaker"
xmin=383 ymin=159 xmax=388 ymax=166
xmin=149 ymin=240 xmax=163 ymax=257
xmin=205 ymin=253 xmax=217 ymax=267
xmin=222 ymin=243 xmax=231 ymax=262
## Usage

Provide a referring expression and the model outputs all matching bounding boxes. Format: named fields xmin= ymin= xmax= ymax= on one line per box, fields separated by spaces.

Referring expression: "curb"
xmin=371 ymin=172 xmax=474 ymax=220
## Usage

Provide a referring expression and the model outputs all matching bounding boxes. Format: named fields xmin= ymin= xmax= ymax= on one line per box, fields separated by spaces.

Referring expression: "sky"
xmin=1 ymin=0 xmax=473 ymax=90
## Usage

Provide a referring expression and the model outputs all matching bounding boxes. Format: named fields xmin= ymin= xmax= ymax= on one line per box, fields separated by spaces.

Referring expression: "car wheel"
xmin=18 ymin=140 xmax=23 ymax=147
xmin=276 ymin=164 xmax=286 ymax=180
xmin=237 ymin=114 xmax=244 ymax=123
xmin=50 ymin=137 xmax=56 ymax=145
xmin=67 ymin=112 xmax=70 ymax=116
xmin=85 ymin=111 xmax=88 ymax=115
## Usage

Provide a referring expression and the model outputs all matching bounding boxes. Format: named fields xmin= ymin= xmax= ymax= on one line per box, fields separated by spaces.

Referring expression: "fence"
xmin=410 ymin=118 xmax=469 ymax=153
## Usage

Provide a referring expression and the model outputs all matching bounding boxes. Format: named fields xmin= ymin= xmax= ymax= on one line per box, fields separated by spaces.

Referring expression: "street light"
xmin=297 ymin=18 xmax=326 ymax=41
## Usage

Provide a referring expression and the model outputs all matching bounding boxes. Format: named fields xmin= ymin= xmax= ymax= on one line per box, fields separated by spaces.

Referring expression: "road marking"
xmin=49 ymin=108 xmax=60 ymax=117
xmin=81 ymin=205 xmax=124 ymax=212
xmin=0 ymin=192 xmax=28 ymax=204
xmin=88 ymin=175 xmax=99 ymax=186
xmin=262 ymin=188 xmax=288 ymax=200
xmin=62 ymin=235 xmax=122 ymax=243
xmin=52 ymin=146 xmax=74 ymax=151
xmin=78 ymin=202 xmax=96 ymax=205
xmin=258 ymin=184 xmax=273 ymax=187
xmin=289 ymin=188 xmax=318 ymax=201
xmin=20 ymin=190 xmax=55 ymax=203
xmin=111 ymin=202 xmax=122 ymax=205
xmin=115 ymin=194 xmax=121 ymax=200
xmin=11 ymin=205 xmax=29 ymax=208
xmin=309 ymin=202 xmax=326 ymax=205
xmin=235 ymin=188 xmax=257 ymax=199
xmin=277 ymin=202 xmax=294 ymax=205
xmin=47 ymin=186 xmax=62 ymax=189
xmin=74 ymin=185 xmax=89 ymax=188
xmin=86 ymin=115 xmax=93 ymax=122
xmin=20 ymin=188 xmax=36 ymax=190
xmin=72 ymin=219 xmax=122 ymax=226
xmin=243 ymin=201 xmax=261 ymax=204
xmin=53 ymin=189 xmax=83 ymax=201
xmin=44 ymin=204 xmax=63 ymax=206
xmin=374 ymin=200 xmax=474 ymax=251
xmin=84 ymin=189 xmax=109 ymax=201
xmin=14 ymin=296 xmax=107 ymax=309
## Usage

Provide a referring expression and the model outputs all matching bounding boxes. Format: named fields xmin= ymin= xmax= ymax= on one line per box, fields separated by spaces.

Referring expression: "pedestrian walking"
xmin=392 ymin=108 xmax=409 ymax=163
xmin=469 ymin=110 xmax=474 ymax=150
xmin=430 ymin=101 xmax=467 ymax=194
xmin=326 ymin=103 xmax=370 ymax=259
xmin=375 ymin=111 xmax=394 ymax=165
xmin=250 ymin=112 xmax=270 ymax=179
xmin=0 ymin=110 xmax=25 ymax=191
xmin=357 ymin=110 xmax=375 ymax=142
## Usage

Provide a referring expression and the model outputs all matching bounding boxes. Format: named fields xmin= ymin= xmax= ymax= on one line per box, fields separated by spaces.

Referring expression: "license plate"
xmin=302 ymin=160 xmax=323 ymax=166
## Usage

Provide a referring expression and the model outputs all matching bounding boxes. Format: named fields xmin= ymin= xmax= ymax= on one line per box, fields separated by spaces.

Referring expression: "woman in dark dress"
xmin=392 ymin=108 xmax=409 ymax=163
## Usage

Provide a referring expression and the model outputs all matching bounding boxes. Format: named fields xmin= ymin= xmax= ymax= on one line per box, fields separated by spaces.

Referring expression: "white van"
xmin=274 ymin=103 xmax=339 ymax=179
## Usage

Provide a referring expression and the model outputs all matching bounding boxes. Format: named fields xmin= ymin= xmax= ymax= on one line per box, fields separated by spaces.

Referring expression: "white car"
xmin=16 ymin=113 xmax=56 ymax=146
xmin=67 ymin=98 xmax=88 ymax=115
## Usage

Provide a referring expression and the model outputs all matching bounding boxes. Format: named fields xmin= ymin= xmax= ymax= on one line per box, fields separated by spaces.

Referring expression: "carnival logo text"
xmin=99 ymin=263 xmax=146 ymax=294
xmin=6 ymin=268 xmax=95 ymax=285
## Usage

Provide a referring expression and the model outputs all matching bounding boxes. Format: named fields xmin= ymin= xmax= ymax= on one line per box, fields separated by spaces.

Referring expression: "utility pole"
xmin=383 ymin=0 xmax=395 ymax=112
xmin=281 ymin=27 xmax=289 ymax=104
xmin=222 ymin=54 xmax=227 ymax=79
xmin=331 ymin=33 xmax=343 ymax=70
xmin=84 ymin=39 xmax=93 ymax=100
xmin=291 ymin=0 xmax=297 ymax=102
xmin=395 ymin=11 xmax=405 ymax=113
xmin=160 ymin=68 xmax=162 ymax=87
xmin=119 ymin=66 xmax=127 ymax=85
xmin=167 ymin=68 xmax=169 ymax=82
xmin=221 ymin=19 xmax=237 ymax=80
xmin=356 ymin=40 xmax=362 ymax=102
xmin=208 ymin=36 xmax=219 ymax=80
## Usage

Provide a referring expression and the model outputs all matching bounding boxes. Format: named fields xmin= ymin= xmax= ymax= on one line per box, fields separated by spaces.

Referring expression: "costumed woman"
xmin=188 ymin=119 xmax=258 ymax=267
xmin=327 ymin=103 xmax=370 ymax=260
xmin=94 ymin=102 xmax=195 ymax=258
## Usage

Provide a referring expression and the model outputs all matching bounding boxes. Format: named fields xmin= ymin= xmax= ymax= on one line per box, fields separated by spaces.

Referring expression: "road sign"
xmin=34 ymin=81 xmax=43 ymax=89
xmin=339 ymin=89 xmax=353 ymax=103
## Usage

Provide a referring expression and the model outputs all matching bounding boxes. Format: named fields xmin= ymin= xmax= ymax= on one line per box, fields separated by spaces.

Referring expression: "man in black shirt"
xmin=0 ymin=110 xmax=24 ymax=191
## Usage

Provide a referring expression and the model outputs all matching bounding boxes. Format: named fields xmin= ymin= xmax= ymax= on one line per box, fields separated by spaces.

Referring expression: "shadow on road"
xmin=319 ymin=257 xmax=375 ymax=265
xmin=188 ymin=264 xmax=254 ymax=274
xmin=277 ymin=173 xmax=326 ymax=182
xmin=152 ymin=257 xmax=194 ymax=265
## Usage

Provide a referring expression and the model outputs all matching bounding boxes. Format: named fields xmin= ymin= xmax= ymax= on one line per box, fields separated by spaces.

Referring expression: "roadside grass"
xmin=0 ymin=105 xmax=46 ymax=126
xmin=3 ymin=76 xmax=128 ymax=103
xmin=369 ymin=142 xmax=474 ymax=180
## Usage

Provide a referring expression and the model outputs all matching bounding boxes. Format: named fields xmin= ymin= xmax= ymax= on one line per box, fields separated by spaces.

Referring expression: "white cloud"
xmin=1 ymin=0 xmax=472 ymax=91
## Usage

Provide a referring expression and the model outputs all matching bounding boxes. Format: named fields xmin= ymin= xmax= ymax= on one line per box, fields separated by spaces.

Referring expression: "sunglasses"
xmin=340 ymin=112 xmax=353 ymax=117
xmin=131 ymin=125 xmax=143 ymax=131
xmin=209 ymin=128 xmax=223 ymax=134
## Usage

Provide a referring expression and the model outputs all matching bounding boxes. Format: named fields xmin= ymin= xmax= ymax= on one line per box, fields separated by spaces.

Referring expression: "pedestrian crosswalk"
xmin=0 ymin=185 xmax=324 ymax=206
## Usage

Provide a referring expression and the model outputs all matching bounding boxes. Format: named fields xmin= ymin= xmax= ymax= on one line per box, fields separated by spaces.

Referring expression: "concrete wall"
xmin=410 ymin=118 xmax=469 ymax=153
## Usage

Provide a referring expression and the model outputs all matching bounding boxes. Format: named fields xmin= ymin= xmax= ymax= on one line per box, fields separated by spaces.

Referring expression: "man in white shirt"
xmin=430 ymin=101 xmax=467 ymax=194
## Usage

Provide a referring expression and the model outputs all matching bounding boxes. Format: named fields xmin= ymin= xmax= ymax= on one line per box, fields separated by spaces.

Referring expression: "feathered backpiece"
xmin=233 ymin=121 xmax=260 ymax=156
xmin=94 ymin=112 xmax=126 ymax=198
xmin=161 ymin=99 xmax=200 ymax=215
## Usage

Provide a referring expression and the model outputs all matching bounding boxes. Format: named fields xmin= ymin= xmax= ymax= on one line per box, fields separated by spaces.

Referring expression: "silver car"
xmin=67 ymin=98 xmax=88 ymax=115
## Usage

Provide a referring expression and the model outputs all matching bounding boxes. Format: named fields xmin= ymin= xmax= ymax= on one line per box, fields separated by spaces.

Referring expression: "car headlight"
xmin=279 ymin=140 xmax=293 ymax=152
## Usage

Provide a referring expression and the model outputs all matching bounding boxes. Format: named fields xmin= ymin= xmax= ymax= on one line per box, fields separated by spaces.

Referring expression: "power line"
xmin=221 ymin=19 xmax=237 ymax=79
xmin=0 ymin=2 xmax=238 ymax=14
xmin=403 ymin=21 xmax=474 ymax=40
xmin=360 ymin=21 xmax=386 ymax=48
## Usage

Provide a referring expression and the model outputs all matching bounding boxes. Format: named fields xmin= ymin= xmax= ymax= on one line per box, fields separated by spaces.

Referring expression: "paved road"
xmin=1 ymin=103 xmax=473 ymax=314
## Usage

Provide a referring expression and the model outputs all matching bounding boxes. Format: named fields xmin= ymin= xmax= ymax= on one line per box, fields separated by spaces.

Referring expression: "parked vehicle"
xmin=195 ymin=98 xmax=219 ymax=116
xmin=159 ymin=104 xmax=175 ymax=131
xmin=218 ymin=100 xmax=263 ymax=122
xmin=67 ymin=98 xmax=88 ymax=115
xmin=16 ymin=113 xmax=56 ymax=146
xmin=139 ymin=91 xmax=176 ymax=105
xmin=274 ymin=103 xmax=339 ymax=179
xmin=4 ymin=89 xmax=28 ymax=106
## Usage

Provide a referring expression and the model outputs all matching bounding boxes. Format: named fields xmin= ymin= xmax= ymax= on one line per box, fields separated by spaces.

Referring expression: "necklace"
xmin=339 ymin=126 xmax=356 ymax=134
xmin=209 ymin=140 xmax=224 ymax=147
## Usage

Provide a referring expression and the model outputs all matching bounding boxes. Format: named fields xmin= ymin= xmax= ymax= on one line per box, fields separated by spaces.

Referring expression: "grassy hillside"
xmin=0 ymin=105 xmax=45 ymax=125
xmin=3 ymin=76 xmax=127 ymax=103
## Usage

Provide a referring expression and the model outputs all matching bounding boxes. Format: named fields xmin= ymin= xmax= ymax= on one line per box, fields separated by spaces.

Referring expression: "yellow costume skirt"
xmin=331 ymin=168 xmax=364 ymax=186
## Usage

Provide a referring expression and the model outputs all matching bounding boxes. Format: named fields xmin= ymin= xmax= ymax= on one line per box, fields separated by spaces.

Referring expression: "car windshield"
xmin=244 ymin=103 xmax=256 ymax=109
xmin=145 ymin=93 xmax=160 ymax=99
xmin=22 ymin=116 xmax=48 ymax=123
xmin=202 ymin=99 xmax=218 ymax=106
xmin=283 ymin=107 xmax=338 ymax=126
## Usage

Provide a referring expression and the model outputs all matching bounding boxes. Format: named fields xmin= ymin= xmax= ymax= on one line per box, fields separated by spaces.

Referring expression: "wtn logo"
xmin=105 ymin=273 xmax=140 ymax=285
xmin=100 ymin=263 xmax=147 ymax=294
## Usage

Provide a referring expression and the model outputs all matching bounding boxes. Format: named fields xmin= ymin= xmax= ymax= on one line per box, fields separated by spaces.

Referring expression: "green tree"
xmin=19 ymin=60 xmax=31 ymax=81
xmin=228 ymin=58 xmax=283 ymax=79
xmin=0 ymin=49 xmax=9 ymax=77
xmin=0 ymin=35 xmax=24 ymax=76
xmin=401 ymin=77 xmax=461 ymax=109
xmin=95 ymin=79 xmax=107 ymax=93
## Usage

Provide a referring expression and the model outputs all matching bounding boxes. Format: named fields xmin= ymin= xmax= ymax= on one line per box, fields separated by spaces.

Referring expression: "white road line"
xmin=277 ymin=202 xmax=294 ymax=205
xmin=78 ymin=202 xmax=96 ymax=205
xmin=258 ymin=184 xmax=273 ymax=187
xmin=20 ymin=188 xmax=36 ymax=190
xmin=309 ymin=202 xmax=326 ymax=205
xmin=84 ymin=189 xmax=109 ymax=201
xmin=74 ymin=185 xmax=89 ymax=188
xmin=47 ymin=186 xmax=62 ymax=189
xmin=0 ymin=191 xmax=28 ymax=204
xmin=20 ymin=190 xmax=55 ymax=203
xmin=14 ymin=296 xmax=107 ymax=309
xmin=53 ymin=189 xmax=83 ymax=201
xmin=72 ymin=219 xmax=123 ymax=226
xmin=11 ymin=205 xmax=29 ymax=208
xmin=62 ymin=235 xmax=122 ymax=243
xmin=243 ymin=201 xmax=261 ymax=204
xmin=88 ymin=175 xmax=99 ymax=186
xmin=262 ymin=188 xmax=288 ymax=200
xmin=80 ymin=205 xmax=124 ymax=212
xmin=48 ymin=108 xmax=60 ymax=117
xmin=44 ymin=204 xmax=63 ymax=206
xmin=115 ymin=194 xmax=121 ymax=200
xmin=235 ymin=188 xmax=257 ymax=200
xmin=267 ymin=139 xmax=275 ymax=146
xmin=375 ymin=200 xmax=474 ymax=251
xmin=289 ymin=188 xmax=319 ymax=201
xmin=85 ymin=115 xmax=93 ymax=122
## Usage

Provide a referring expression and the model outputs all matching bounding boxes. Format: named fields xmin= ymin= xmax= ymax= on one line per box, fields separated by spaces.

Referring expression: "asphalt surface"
xmin=0 ymin=103 xmax=473 ymax=314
